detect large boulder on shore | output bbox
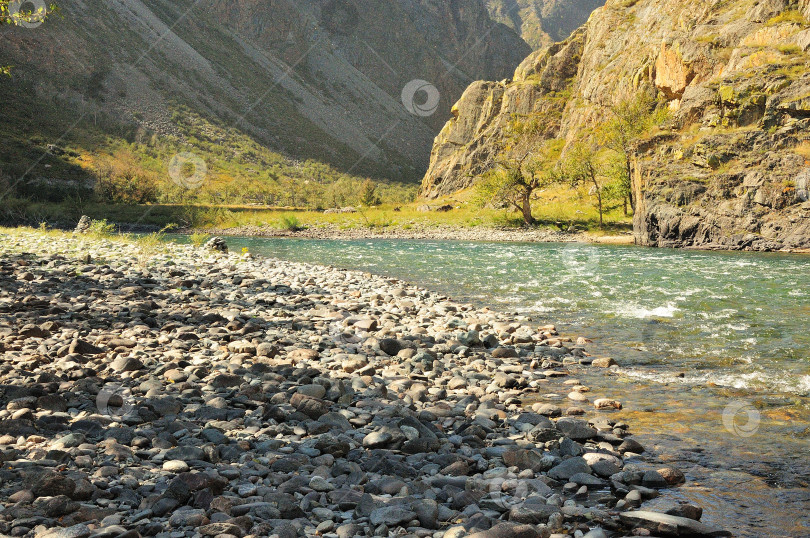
[203,237,228,252]
[74,215,91,234]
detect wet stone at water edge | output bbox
[0,228,732,538]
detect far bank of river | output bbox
[198,223,810,253]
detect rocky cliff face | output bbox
[0,0,529,181]
[419,30,586,198]
[421,0,810,250]
[486,0,605,49]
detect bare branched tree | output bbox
[475,113,564,226]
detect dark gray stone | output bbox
[548,457,591,481]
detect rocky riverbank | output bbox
[199,224,635,246]
[0,227,731,538]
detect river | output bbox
[192,237,810,537]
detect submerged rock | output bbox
[620,510,732,536]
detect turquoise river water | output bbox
[198,237,810,537]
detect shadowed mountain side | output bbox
[0,0,530,182]
[486,0,605,49]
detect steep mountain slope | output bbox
[486,0,605,48]
[421,0,810,250]
[0,0,529,188]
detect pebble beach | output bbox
[0,227,732,538]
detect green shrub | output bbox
[92,154,160,204]
[778,44,802,55]
[189,232,211,247]
[88,219,116,237]
[134,225,175,265]
[0,196,31,222]
[358,179,382,207]
[366,217,395,228]
[278,214,302,231]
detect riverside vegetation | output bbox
[0,225,732,538]
[0,0,805,536]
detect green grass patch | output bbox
[778,44,802,55]
[189,232,211,248]
[767,10,809,27]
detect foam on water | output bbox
[610,301,680,319]
[620,366,810,396]
[699,309,738,320]
[521,300,554,313]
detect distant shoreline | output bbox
[195,224,810,253]
[197,223,638,245]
